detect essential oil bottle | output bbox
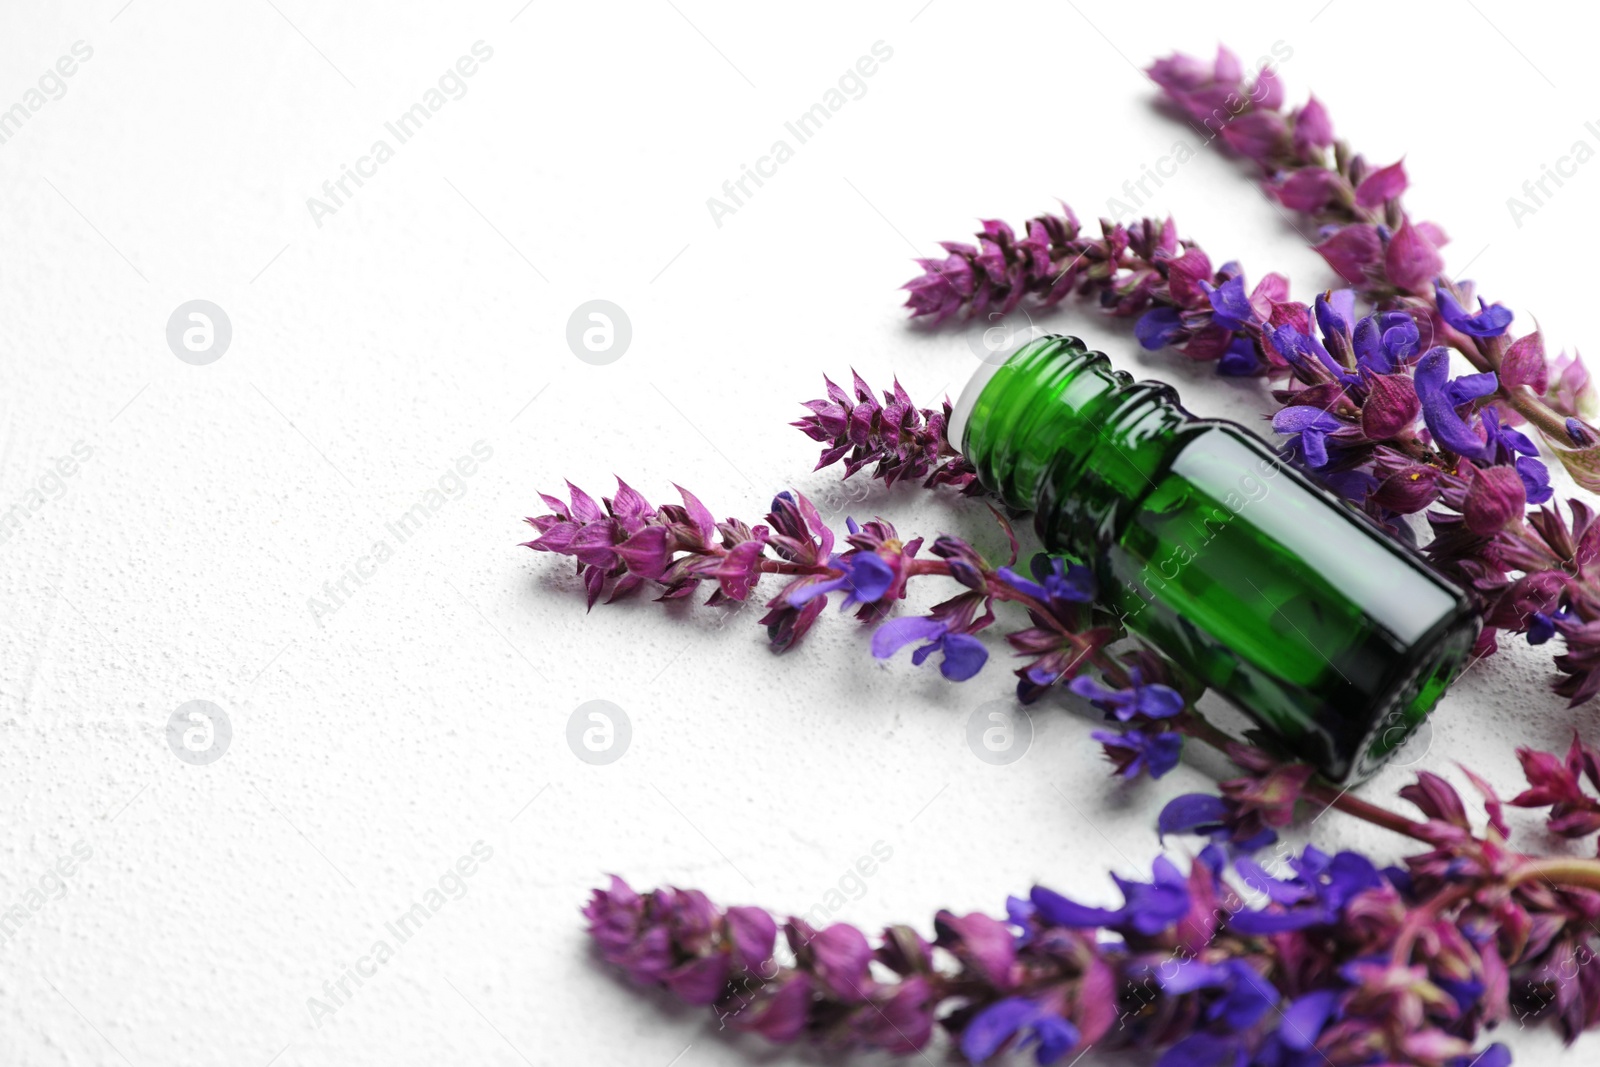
[948,335,1479,784]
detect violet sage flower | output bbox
[1270,405,1346,468]
[1067,671,1184,722]
[1089,727,1184,779]
[794,371,980,494]
[871,614,989,681]
[1436,284,1514,339]
[1413,346,1498,461]
[587,745,1600,1065]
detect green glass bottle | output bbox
[950,335,1479,784]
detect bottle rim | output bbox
[947,351,1012,452]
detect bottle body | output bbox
[957,335,1478,783]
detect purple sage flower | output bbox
[1436,284,1514,338]
[1069,671,1184,721]
[872,615,988,681]
[1091,727,1183,779]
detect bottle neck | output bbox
[959,335,1190,549]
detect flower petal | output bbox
[1463,464,1526,535]
[1032,1015,1082,1065]
[1385,217,1442,294]
[1135,306,1186,350]
[1446,371,1499,405]
[1135,684,1186,719]
[1159,793,1231,838]
[1160,958,1229,995]
[1300,428,1330,468]
[809,924,873,1002]
[1067,674,1124,705]
[1421,390,1488,460]
[1361,372,1421,440]
[1355,159,1408,208]
[614,525,671,579]
[1313,224,1381,284]
[1412,345,1452,398]
[960,998,1040,1063]
[997,566,1048,602]
[871,616,946,660]
[1028,885,1124,929]
[938,633,989,681]
[1272,405,1343,434]
[1207,276,1255,331]
[725,906,777,974]
[840,552,895,605]
[674,484,717,542]
[1437,286,1513,338]
[1278,989,1341,1050]
[1517,455,1553,505]
[1293,95,1333,154]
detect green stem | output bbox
[1301,781,1431,842]
[1507,857,1600,892]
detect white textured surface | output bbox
[2,2,1598,1064]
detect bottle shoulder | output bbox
[1174,417,1278,451]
